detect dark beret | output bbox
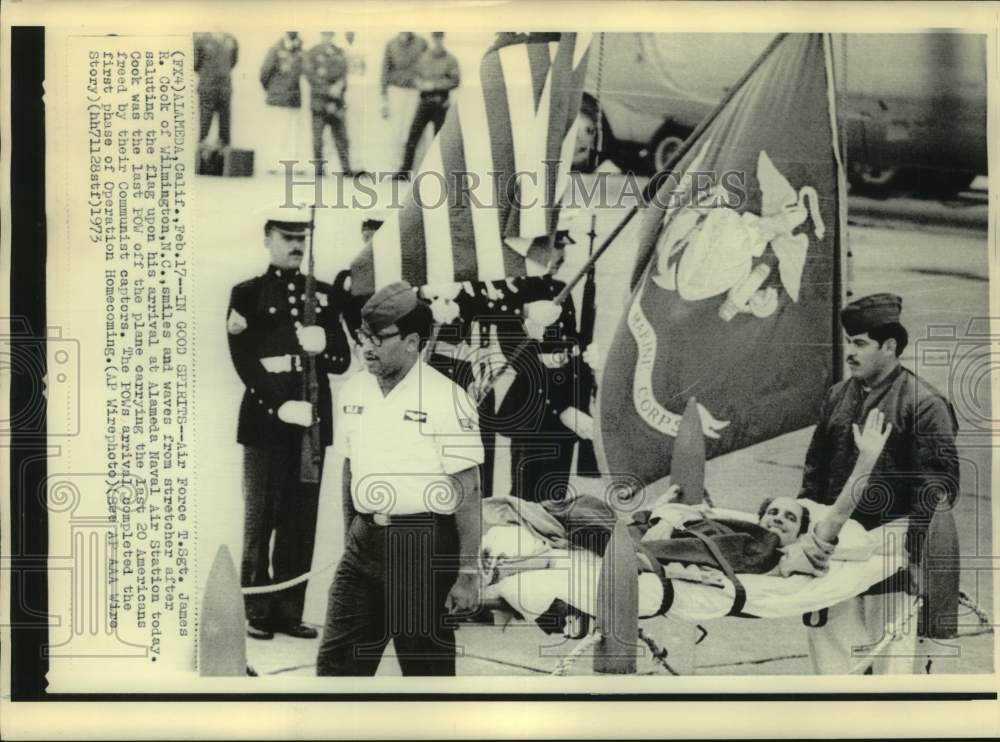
[361,281,418,333]
[840,293,902,335]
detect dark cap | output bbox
[840,293,903,335]
[361,280,418,333]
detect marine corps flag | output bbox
[352,32,591,294]
[596,34,845,487]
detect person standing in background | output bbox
[380,32,427,174]
[797,293,960,673]
[400,31,460,176]
[304,32,352,176]
[193,32,239,150]
[259,31,305,173]
[227,208,352,640]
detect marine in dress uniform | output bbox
[193,32,238,146]
[227,210,351,639]
[797,293,960,673]
[379,32,428,172]
[259,32,305,172]
[423,281,499,500]
[400,32,460,176]
[316,282,484,676]
[304,32,352,175]
[491,231,595,503]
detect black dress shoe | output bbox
[273,623,319,639]
[247,622,274,640]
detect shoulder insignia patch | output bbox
[342,404,364,414]
[227,308,248,335]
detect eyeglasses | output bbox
[358,328,401,348]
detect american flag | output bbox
[351,32,592,294]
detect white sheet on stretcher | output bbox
[485,503,910,622]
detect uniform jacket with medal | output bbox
[488,276,583,438]
[227,265,351,448]
[798,364,959,532]
[304,42,348,115]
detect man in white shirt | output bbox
[316,281,484,676]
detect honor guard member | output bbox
[379,32,428,173]
[304,32,352,176]
[227,208,352,640]
[400,32,460,176]
[259,32,305,172]
[316,282,484,676]
[193,32,238,148]
[797,293,960,673]
[493,229,595,503]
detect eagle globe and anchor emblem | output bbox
[628,143,827,440]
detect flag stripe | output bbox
[417,137,454,285]
[480,45,517,236]
[455,84,506,280]
[498,42,551,242]
[399,196,427,287]
[372,213,403,289]
[441,112,479,281]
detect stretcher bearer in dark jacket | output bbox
[797,292,960,673]
[491,229,596,503]
[400,31,460,176]
[193,32,238,147]
[227,208,351,640]
[304,32,352,176]
[259,32,305,172]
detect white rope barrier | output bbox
[550,630,604,676]
[957,590,994,637]
[241,557,340,595]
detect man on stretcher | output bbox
[478,408,894,623]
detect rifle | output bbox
[576,213,600,476]
[299,204,322,484]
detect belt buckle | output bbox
[373,512,390,526]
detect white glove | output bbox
[582,343,602,373]
[296,325,326,354]
[525,300,561,327]
[559,407,594,440]
[277,400,314,427]
[429,297,461,325]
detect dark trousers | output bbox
[316,514,459,676]
[241,444,323,627]
[400,93,449,173]
[509,434,576,503]
[311,110,351,173]
[198,87,232,145]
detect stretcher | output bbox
[480,502,910,624]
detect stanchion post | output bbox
[593,519,639,674]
